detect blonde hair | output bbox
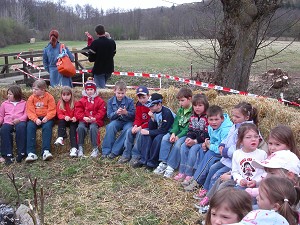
[32,79,47,90]
[114,81,127,91]
[59,86,75,110]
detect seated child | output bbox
[118,86,150,164]
[25,79,56,162]
[101,81,135,159]
[0,85,27,164]
[75,77,106,157]
[154,87,193,178]
[131,93,175,168]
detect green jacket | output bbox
[170,105,192,138]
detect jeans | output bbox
[26,119,53,155]
[101,120,133,156]
[166,136,186,169]
[203,161,230,190]
[57,119,78,148]
[94,73,111,88]
[193,150,221,185]
[122,128,142,159]
[179,143,201,176]
[1,122,26,157]
[77,122,99,148]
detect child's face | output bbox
[86,88,95,97]
[137,94,149,105]
[257,187,274,210]
[178,97,191,109]
[268,136,289,155]
[242,129,260,152]
[193,103,205,116]
[149,103,160,113]
[32,86,45,97]
[115,88,126,101]
[62,92,71,102]
[210,204,239,225]
[208,115,224,130]
[231,108,249,124]
[7,90,15,102]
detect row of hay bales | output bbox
[0,86,299,154]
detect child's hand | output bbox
[204,138,210,149]
[185,138,194,147]
[141,129,149,135]
[42,117,48,123]
[148,111,154,119]
[240,179,248,187]
[220,173,231,181]
[132,125,138,134]
[71,117,77,122]
[12,119,20,125]
[65,116,70,121]
[219,146,224,155]
[202,142,207,151]
[36,118,42,125]
[169,133,176,143]
[90,117,96,122]
[120,107,128,115]
[83,117,90,123]
[247,180,256,188]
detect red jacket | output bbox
[56,100,75,120]
[133,102,150,128]
[75,95,106,127]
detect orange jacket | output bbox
[26,92,56,122]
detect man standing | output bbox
[88,24,116,88]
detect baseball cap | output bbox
[136,86,149,95]
[145,93,163,107]
[227,209,289,225]
[252,150,300,175]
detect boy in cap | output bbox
[131,93,175,169]
[118,86,150,164]
[101,81,135,159]
[75,77,106,157]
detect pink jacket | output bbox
[0,100,27,125]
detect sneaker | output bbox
[163,166,174,178]
[173,173,186,181]
[193,189,208,200]
[132,160,144,168]
[199,196,209,207]
[199,205,210,214]
[108,152,117,159]
[16,154,26,163]
[153,162,167,175]
[25,153,38,162]
[42,150,53,161]
[54,137,64,146]
[101,154,108,159]
[182,177,195,187]
[4,157,14,165]
[90,148,99,158]
[69,148,78,157]
[129,158,140,166]
[78,146,84,157]
[118,156,130,164]
[184,180,200,192]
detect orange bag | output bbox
[56,44,76,77]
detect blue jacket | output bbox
[107,95,135,122]
[208,113,233,154]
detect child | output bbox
[75,77,106,157]
[256,176,300,225]
[101,81,135,159]
[194,102,259,201]
[25,79,56,162]
[118,86,150,164]
[54,86,78,157]
[204,187,252,225]
[175,93,209,182]
[0,85,27,164]
[184,105,232,191]
[130,93,175,168]
[154,87,193,178]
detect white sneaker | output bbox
[90,147,99,158]
[42,150,53,161]
[78,146,84,158]
[153,162,167,175]
[163,166,174,178]
[54,137,64,146]
[70,148,78,157]
[25,153,38,162]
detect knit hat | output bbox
[84,77,97,91]
[252,150,300,175]
[228,209,289,225]
[136,86,149,96]
[145,93,163,107]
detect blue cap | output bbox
[145,93,163,107]
[136,86,149,95]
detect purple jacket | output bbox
[0,100,27,125]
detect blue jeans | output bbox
[26,119,53,155]
[179,143,201,176]
[94,73,111,88]
[122,128,142,159]
[77,122,99,148]
[193,150,221,185]
[203,161,230,191]
[1,122,26,157]
[166,136,186,169]
[102,120,133,156]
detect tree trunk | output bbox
[215,0,281,91]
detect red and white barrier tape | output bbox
[14,54,300,107]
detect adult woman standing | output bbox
[43,30,74,87]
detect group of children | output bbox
[0,80,299,224]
